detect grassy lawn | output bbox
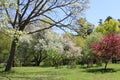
[0,64,120,80]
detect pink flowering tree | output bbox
[91,33,120,69]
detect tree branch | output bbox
[21,0,31,19]
[3,6,13,27]
[28,13,72,34]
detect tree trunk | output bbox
[5,39,17,71]
[104,62,108,70]
[104,57,112,70]
[104,59,110,70]
[35,61,40,66]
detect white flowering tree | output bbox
[32,29,64,66]
[17,29,64,66]
[28,31,48,66]
[0,0,90,71]
[63,34,82,68]
[17,30,83,67]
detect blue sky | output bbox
[86,0,120,26]
[54,0,120,34]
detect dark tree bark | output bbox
[104,57,112,70]
[104,62,108,70]
[35,60,41,66]
[34,54,47,66]
[5,39,17,71]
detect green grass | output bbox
[0,64,120,80]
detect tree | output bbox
[77,18,94,37]
[18,29,65,66]
[73,36,85,47]
[0,0,89,71]
[29,31,48,66]
[81,32,103,67]
[105,16,113,22]
[92,34,120,69]
[16,34,33,66]
[96,19,120,34]
[30,29,64,66]
[46,49,63,68]
[63,34,82,68]
[69,18,94,38]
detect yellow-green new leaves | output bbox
[73,36,85,47]
[3,28,26,39]
[0,0,16,8]
[76,18,94,38]
[0,32,11,62]
[85,32,103,47]
[96,19,120,34]
[81,32,103,57]
[63,33,85,47]
[0,0,17,28]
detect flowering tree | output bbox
[63,34,82,68]
[63,34,82,58]
[33,29,64,66]
[92,33,120,69]
[18,30,83,67]
[0,0,90,71]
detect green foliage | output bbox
[83,32,103,55]
[73,36,85,47]
[0,33,11,63]
[45,49,62,67]
[75,18,94,38]
[85,32,103,47]
[81,32,103,67]
[96,19,120,34]
[16,29,65,66]
[16,40,34,66]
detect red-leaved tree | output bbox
[91,33,120,69]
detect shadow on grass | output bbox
[78,65,103,69]
[84,68,117,73]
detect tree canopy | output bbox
[92,33,120,69]
[96,19,120,34]
[0,0,90,71]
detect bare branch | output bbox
[2,2,14,27]
[30,19,54,25]
[30,0,48,19]
[21,0,31,19]
[27,0,44,19]
[28,13,72,34]
[29,0,75,19]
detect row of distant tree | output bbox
[0,16,120,70]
